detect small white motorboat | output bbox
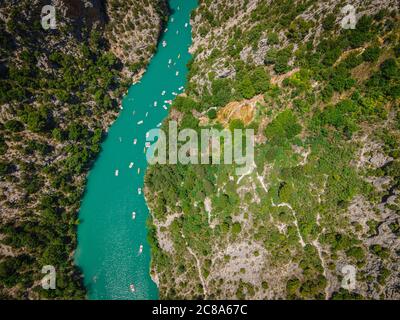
[145,142,151,148]
[133,139,137,145]
[146,132,149,138]
[171,17,174,22]
[175,71,179,76]
[157,123,162,128]
[130,284,135,292]
[139,245,143,254]
[145,112,148,117]
[162,40,167,47]
[137,120,143,125]
[138,188,142,195]
[115,170,119,177]
[172,92,177,96]
[161,90,166,95]
[129,162,134,169]
[137,168,141,174]
[132,212,136,220]
[179,86,184,91]
[178,54,181,59]
[185,23,188,28]
[154,101,157,107]
[163,105,168,110]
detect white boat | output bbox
[154,101,157,107]
[172,92,177,96]
[171,17,174,22]
[157,123,162,127]
[137,168,141,174]
[115,170,119,177]
[119,105,123,110]
[130,284,135,292]
[162,40,167,47]
[132,212,136,220]
[164,28,168,33]
[145,112,148,117]
[161,90,166,95]
[165,100,172,105]
[175,71,179,76]
[138,245,143,254]
[132,111,136,116]
[176,30,179,35]
[138,188,142,195]
[163,105,168,110]
[145,142,151,148]
[178,54,181,59]
[168,59,172,64]
[137,120,143,125]
[133,139,137,145]
[129,162,134,169]
[146,132,149,138]
[185,23,188,28]
[179,86,184,91]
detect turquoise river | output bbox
[75,0,198,299]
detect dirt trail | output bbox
[187,245,208,298]
[271,200,306,248]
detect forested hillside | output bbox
[145,0,400,299]
[0,0,167,299]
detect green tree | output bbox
[239,75,256,99]
[265,110,302,144]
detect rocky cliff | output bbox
[0,0,167,299]
[146,0,400,300]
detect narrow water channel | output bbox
[75,0,198,299]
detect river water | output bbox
[75,0,198,299]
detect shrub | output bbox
[322,14,336,31]
[380,58,398,79]
[4,119,24,132]
[362,47,381,62]
[265,110,302,144]
[207,109,217,119]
